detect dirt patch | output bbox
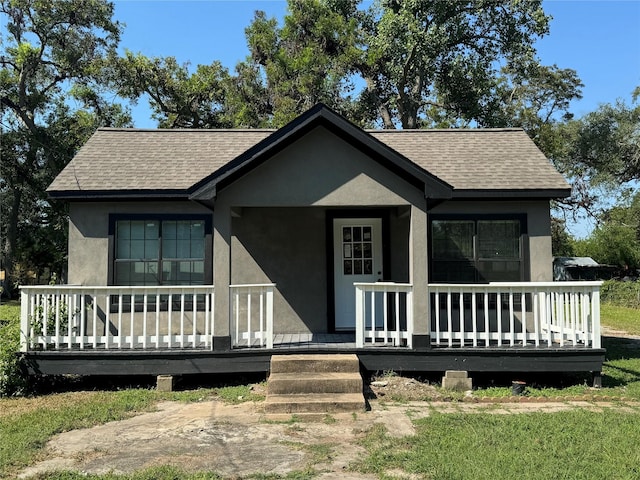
[367,375,451,402]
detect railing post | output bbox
[406,288,413,349]
[592,286,601,349]
[355,284,364,348]
[20,289,30,352]
[266,286,274,349]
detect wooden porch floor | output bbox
[255,333,357,349]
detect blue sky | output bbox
[113,0,640,127]
[111,0,640,236]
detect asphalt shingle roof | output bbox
[47,126,569,196]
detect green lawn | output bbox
[354,409,640,480]
[602,303,640,335]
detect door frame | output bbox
[326,209,391,332]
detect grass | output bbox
[601,303,640,335]
[353,409,640,480]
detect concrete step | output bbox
[263,393,365,414]
[270,354,360,374]
[267,372,363,395]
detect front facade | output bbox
[20,105,604,379]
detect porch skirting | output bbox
[22,345,606,377]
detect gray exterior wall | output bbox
[428,200,553,281]
[67,201,212,285]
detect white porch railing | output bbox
[354,282,413,348]
[428,282,602,348]
[230,284,275,349]
[20,285,214,351]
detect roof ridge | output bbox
[367,127,524,133]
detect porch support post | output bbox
[410,202,430,351]
[213,202,232,351]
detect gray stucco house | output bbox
[20,104,604,380]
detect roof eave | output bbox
[450,188,572,199]
[47,189,191,201]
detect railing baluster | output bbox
[80,294,86,350]
[382,289,388,345]
[141,292,147,349]
[434,291,441,346]
[521,289,526,346]
[447,288,453,347]
[458,289,464,347]
[154,292,160,349]
[180,292,185,348]
[117,293,123,349]
[247,291,252,347]
[508,288,515,347]
[471,290,477,347]
[496,292,502,346]
[168,293,173,349]
[192,292,197,349]
[259,289,265,347]
[483,289,489,347]
[533,289,540,347]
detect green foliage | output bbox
[111,52,232,128]
[574,224,640,268]
[0,302,27,397]
[550,217,575,256]
[354,410,640,479]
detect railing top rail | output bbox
[428,281,603,289]
[20,285,215,293]
[229,283,276,289]
[354,282,413,287]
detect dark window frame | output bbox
[428,214,529,283]
[108,214,213,287]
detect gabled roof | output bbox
[47,104,570,200]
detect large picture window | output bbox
[430,215,526,283]
[111,215,211,286]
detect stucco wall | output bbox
[67,201,212,285]
[217,126,425,208]
[428,200,553,281]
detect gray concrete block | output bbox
[157,375,175,392]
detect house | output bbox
[20,104,604,384]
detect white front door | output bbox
[333,218,383,330]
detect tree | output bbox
[239,0,362,127]
[550,217,575,257]
[0,0,129,292]
[111,52,232,128]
